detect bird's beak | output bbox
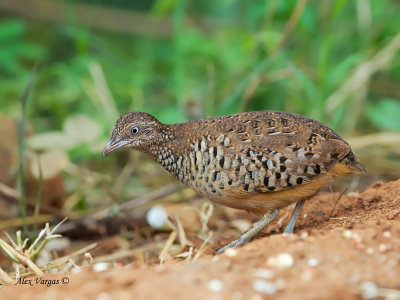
[102,137,129,157]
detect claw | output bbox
[216,209,279,254]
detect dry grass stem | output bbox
[174,215,193,248]
[159,231,177,264]
[326,33,400,113]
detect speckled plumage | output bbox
[103,110,366,251]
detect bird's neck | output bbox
[146,123,193,179]
[147,124,179,167]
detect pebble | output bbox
[267,253,294,269]
[352,233,362,243]
[253,279,277,295]
[379,244,389,252]
[343,229,353,239]
[224,248,238,257]
[383,231,391,238]
[146,205,168,228]
[208,279,224,292]
[254,268,274,279]
[308,258,319,267]
[360,281,378,299]
[71,266,82,273]
[366,247,374,255]
[93,262,109,272]
[300,231,309,239]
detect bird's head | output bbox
[103,112,164,157]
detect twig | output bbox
[89,61,119,125]
[328,186,348,219]
[174,215,193,249]
[192,232,213,262]
[0,215,54,231]
[92,241,164,264]
[112,152,137,194]
[0,182,65,218]
[346,133,400,150]
[47,243,98,268]
[159,231,177,264]
[271,0,310,56]
[326,32,400,113]
[0,238,43,276]
[92,183,179,219]
[0,267,14,285]
[121,183,180,211]
[198,202,214,235]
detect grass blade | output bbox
[18,65,38,238]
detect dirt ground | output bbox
[1,179,400,299]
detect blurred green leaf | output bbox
[0,19,25,40]
[366,98,400,131]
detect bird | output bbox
[103,110,366,253]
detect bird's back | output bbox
[151,111,364,213]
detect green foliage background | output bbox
[1,0,399,128]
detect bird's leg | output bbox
[283,199,305,234]
[217,209,279,254]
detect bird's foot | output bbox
[216,208,279,254]
[216,236,252,254]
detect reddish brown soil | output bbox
[2,179,400,299]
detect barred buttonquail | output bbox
[103,111,366,253]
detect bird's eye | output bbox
[131,126,139,135]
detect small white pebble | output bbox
[254,268,274,279]
[352,233,362,243]
[224,248,237,257]
[208,279,224,292]
[308,258,319,267]
[146,205,168,228]
[343,229,353,239]
[303,213,307,218]
[93,262,109,272]
[379,244,389,252]
[366,247,374,255]
[383,231,391,238]
[71,266,81,273]
[97,293,111,300]
[360,281,378,299]
[253,279,277,295]
[267,253,294,269]
[300,231,309,239]
[347,192,360,197]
